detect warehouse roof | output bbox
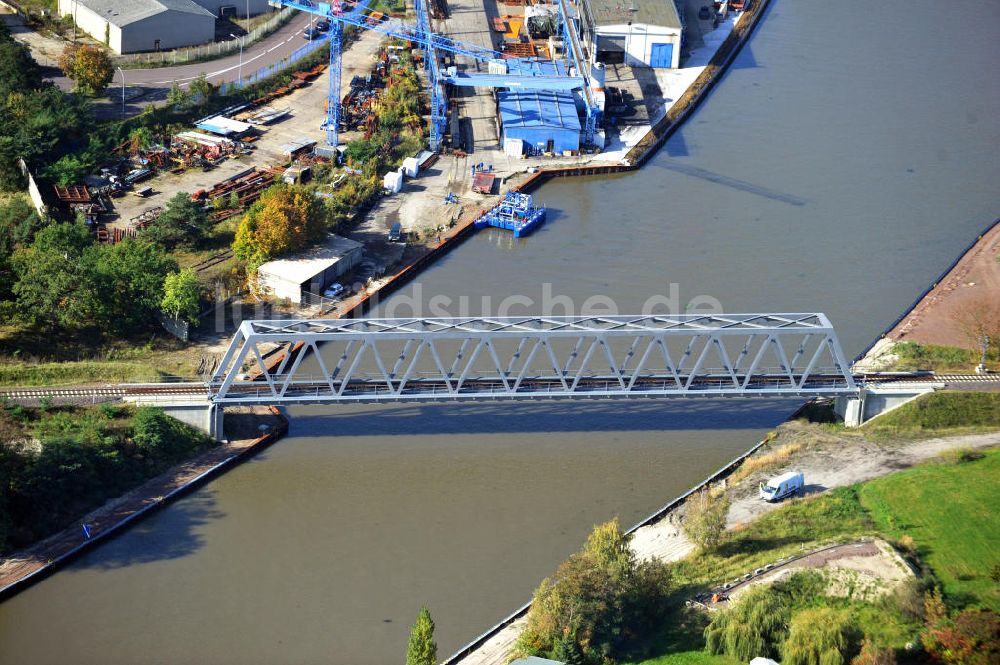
[498,91,581,132]
[73,0,214,28]
[589,0,681,29]
[257,236,364,285]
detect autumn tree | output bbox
[405,606,437,665]
[58,44,114,96]
[161,268,201,324]
[233,184,325,273]
[952,294,1000,362]
[683,489,731,553]
[922,606,999,665]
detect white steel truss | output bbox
[209,314,858,404]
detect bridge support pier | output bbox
[834,383,944,427]
[124,395,226,442]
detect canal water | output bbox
[2,1,998,663]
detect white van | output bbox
[759,471,803,502]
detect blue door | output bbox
[649,43,673,68]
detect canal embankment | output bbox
[856,216,1000,370]
[0,406,287,601]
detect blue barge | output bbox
[473,191,547,238]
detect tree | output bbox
[0,195,44,299]
[143,192,209,249]
[161,268,201,324]
[704,586,789,661]
[89,238,177,333]
[188,74,215,107]
[551,629,585,665]
[922,608,1000,665]
[405,606,437,665]
[781,607,858,665]
[57,44,113,96]
[11,222,96,328]
[0,23,43,99]
[952,294,1000,361]
[683,489,731,553]
[514,519,673,662]
[167,81,190,110]
[233,184,326,273]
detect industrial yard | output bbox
[33,0,756,325]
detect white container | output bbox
[504,138,524,157]
[401,157,419,178]
[383,170,403,193]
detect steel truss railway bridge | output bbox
[7,314,996,437]
[209,314,860,404]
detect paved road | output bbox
[4,8,325,116]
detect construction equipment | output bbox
[269,0,597,150]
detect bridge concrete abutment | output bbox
[123,395,226,441]
[834,383,943,427]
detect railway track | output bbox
[0,373,996,403]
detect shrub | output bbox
[683,489,731,553]
[851,637,896,665]
[704,585,789,661]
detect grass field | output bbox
[862,391,1000,440]
[860,448,1000,611]
[629,447,1000,664]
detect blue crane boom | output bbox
[269,0,597,150]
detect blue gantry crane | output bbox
[268,0,599,150]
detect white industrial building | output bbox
[58,0,272,54]
[257,236,364,305]
[583,0,683,68]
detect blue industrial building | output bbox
[498,90,582,155]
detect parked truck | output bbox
[759,471,804,502]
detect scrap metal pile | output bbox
[341,72,385,132]
[192,167,277,215]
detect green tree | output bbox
[161,268,201,324]
[683,489,731,553]
[89,238,177,333]
[188,74,215,107]
[782,607,858,665]
[551,629,585,665]
[11,222,96,328]
[167,81,190,110]
[704,585,789,661]
[0,23,43,99]
[514,519,673,662]
[143,192,209,249]
[0,195,44,298]
[57,44,114,96]
[405,606,437,665]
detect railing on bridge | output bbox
[208,314,858,405]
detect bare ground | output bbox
[888,221,1000,349]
